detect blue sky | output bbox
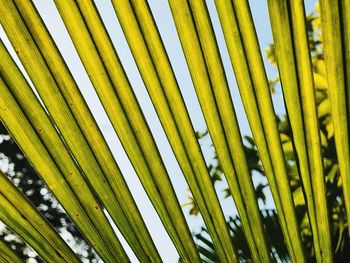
[1,1,317,262]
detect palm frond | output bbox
[0,0,347,262]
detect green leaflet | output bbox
[313,72,328,90]
[340,0,350,128]
[53,1,199,262]
[320,0,350,235]
[318,98,331,118]
[266,2,311,261]
[340,0,350,235]
[289,1,331,261]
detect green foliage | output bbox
[194,210,288,263]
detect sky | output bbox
[0,0,316,262]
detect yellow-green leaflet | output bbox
[340,0,350,133]
[111,0,235,261]
[288,1,331,261]
[0,171,79,262]
[320,0,350,235]
[53,1,199,262]
[6,0,160,261]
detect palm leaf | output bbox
[0,0,346,262]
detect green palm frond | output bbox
[0,0,348,262]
